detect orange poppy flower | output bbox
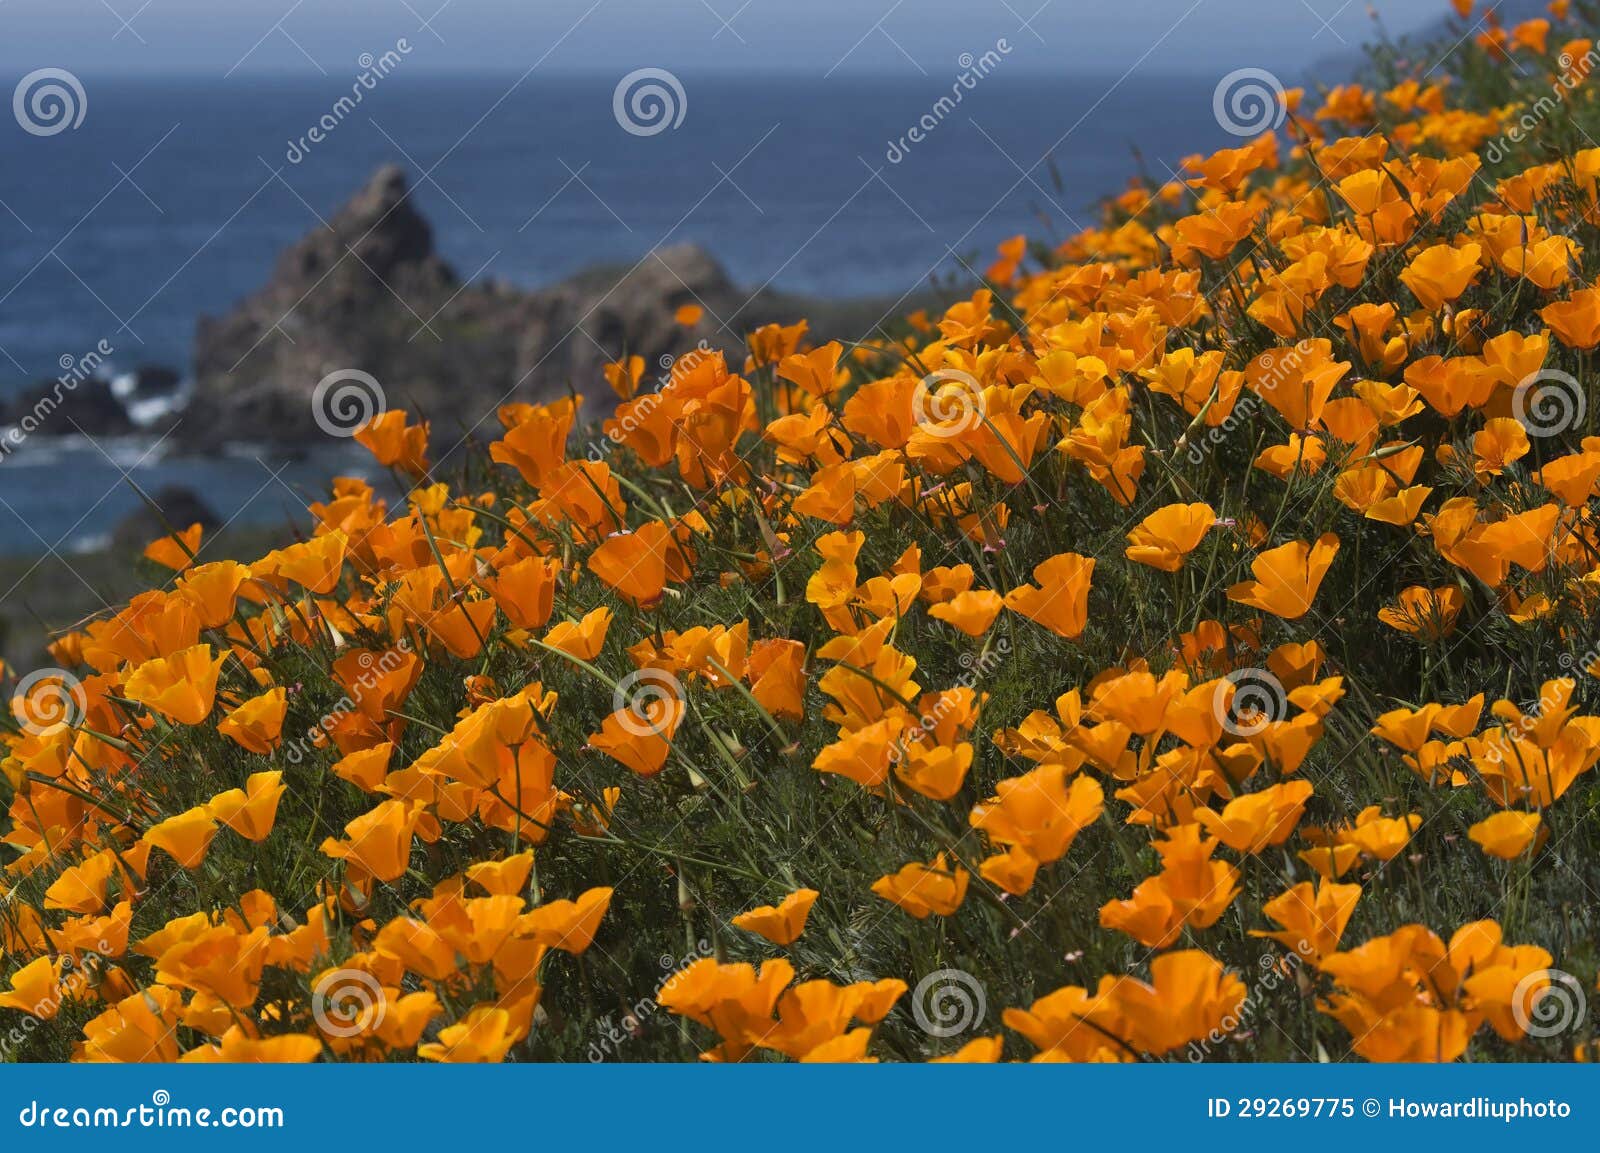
[588,521,688,606]
[812,716,901,789]
[481,555,559,630]
[542,606,613,660]
[1124,502,1215,572]
[123,643,225,726]
[253,533,348,596]
[1255,435,1328,479]
[466,851,535,897]
[320,800,424,882]
[180,1028,323,1064]
[490,398,579,487]
[658,957,796,1062]
[1468,811,1543,860]
[43,852,117,915]
[986,233,1027,284]
[928,589,1004,637]
[0,956,66,1019]
[1535,449,1600,505]
[1004,552,1095,639]
[331,742,394,792]
[747,319,809,368]
[1472,417,1530,477]
[1244,341,1349,430]
[1100,826,1239,948]
[143,523,203,572]
[870,854,969,918]
[731,888,820,946]
[143,806,221,869]
[969,766,1103,872]
[1378,585,1464,639]
[330,646,424,735]
[417,1005,519,1063]
[776,341,847,401]
[1541,288,1600,349]
[355,409,430,476]
[1227,533,1340,620]
[603,354,646,400]
[1196,779,1314,853]
[216,686,288,754]
[206,771,287,842]
[1399,242,1483,311]
[896,739,974,802]
[50,901,133,960]
[1251,879,1362,961]
[175,560,252,629]
[1335,805,1422,860]
[518,886,614,953]
[1114,950,1249,1057]
[76,985,183,1063]
[747,638,806,721]
[589,694,684,776]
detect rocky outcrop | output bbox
[186,166,828,445]
[110,485,219,552]
[0,376,139,438]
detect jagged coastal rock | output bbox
[186,165,841,445]
[0,376,139,438]
[109,485,220,552]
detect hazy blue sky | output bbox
[0,0,1453,77]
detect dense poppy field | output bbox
[5,0,1600,1063]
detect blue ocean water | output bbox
[0,71,1234,552]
